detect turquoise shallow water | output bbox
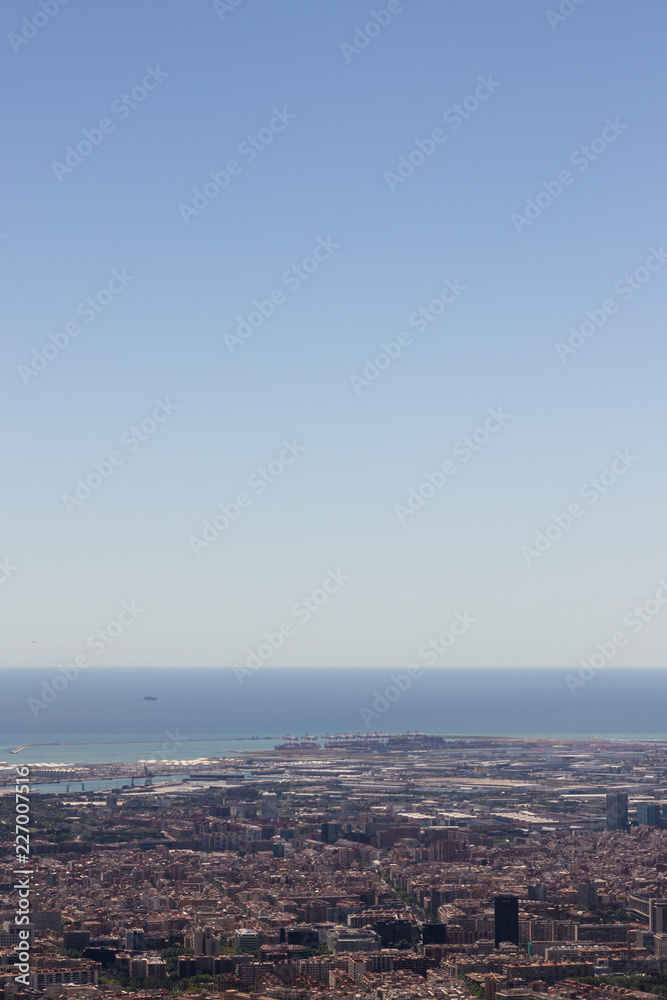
[1,734,278,765]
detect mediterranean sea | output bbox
[1,668,665,766]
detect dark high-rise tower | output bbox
[606,792,628,831]
[494,895,519,947]
[321,821,340,843]
[637,803,661,828]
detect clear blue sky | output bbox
[2,0,666,670]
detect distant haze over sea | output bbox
[0,668,665,745]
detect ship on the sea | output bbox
[143,696,158,701]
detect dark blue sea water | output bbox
[1,668,665,765]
